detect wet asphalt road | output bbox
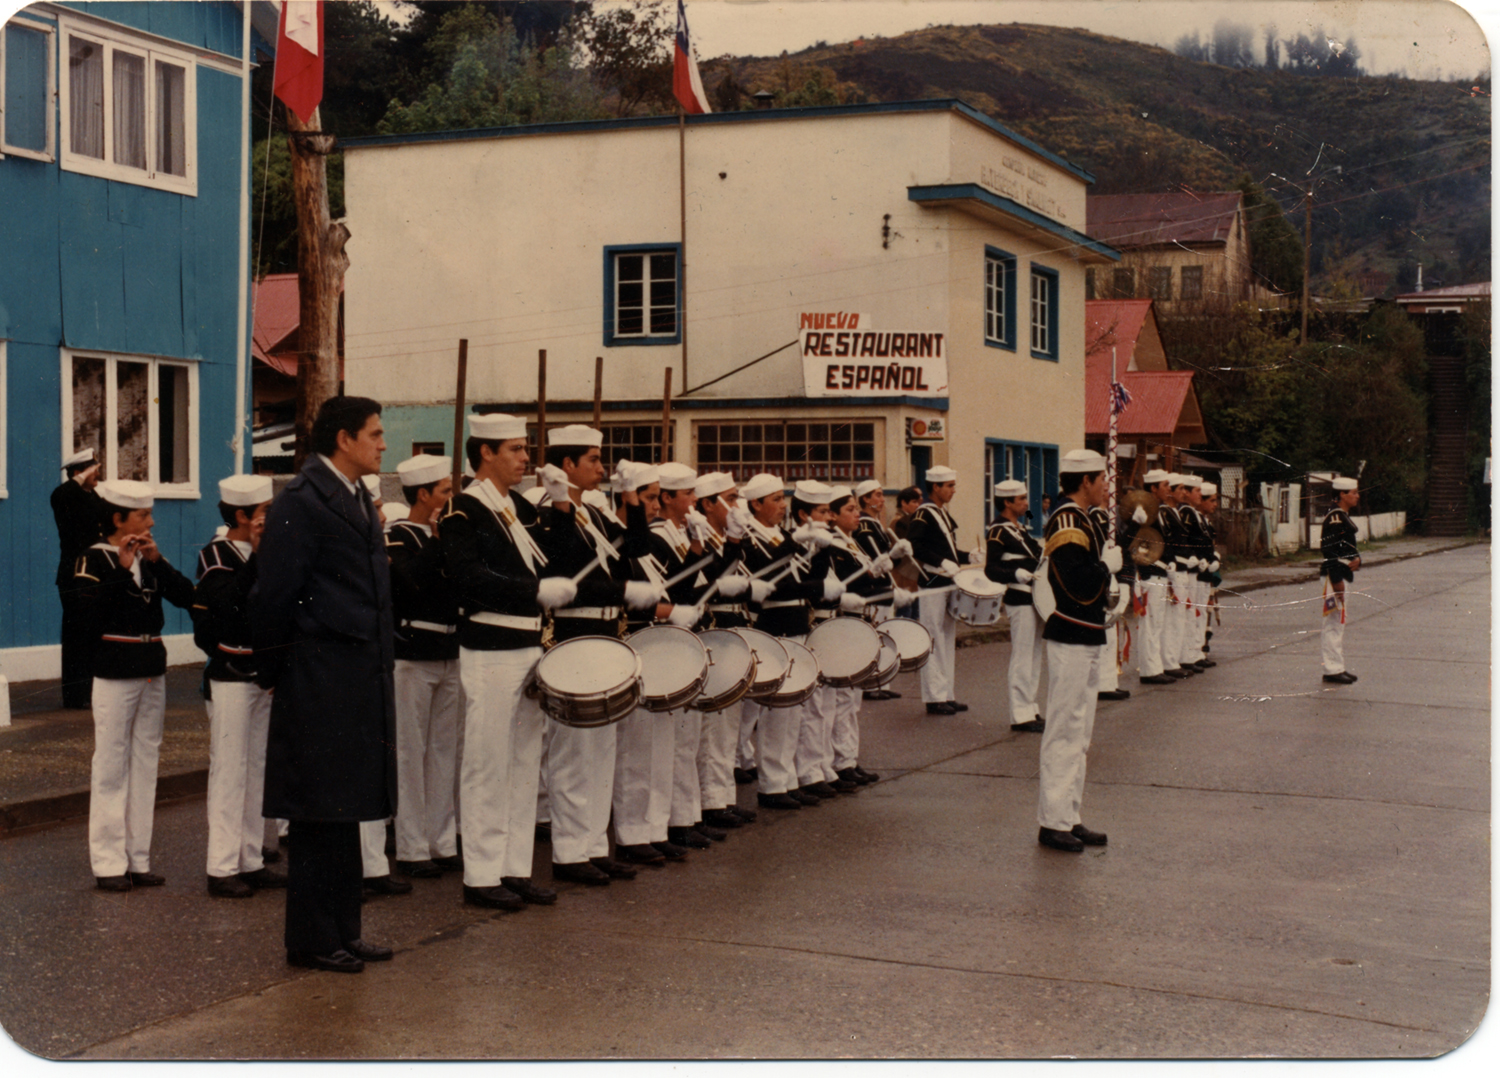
[0,544,1489,1060]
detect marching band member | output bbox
[387,454,464,879]
[1135,470,1178,686]
[1319,477,1362,685]
[536,425,660,886]
[789,481,849,801]
[78,479,197,891]
[828,486,889,786]
[1036,450,1121,853]
[985,480,1046,732]
[1174,474,1211,673]
[1198,483,1222,660]
[53,448,105,709]
[853,479,901,703]
[906,466,966,715]
[1088,502,1132,702]
[1156,474,1195,679]
[443,412,575,911]
[194,474,283,898]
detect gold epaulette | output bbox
[1043,527,1092,558]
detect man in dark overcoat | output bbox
[251,396,397,974]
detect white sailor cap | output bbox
[740,473,784,501]
[98,479,154,510]
[614,461,660,493]
[361,474,383,497]
[1176,474,1202,489]
[924,466,957,484]
[1332,477,1358,491]
[469,412,528,441]
[583,488,612,511]
[214,524,229,539]
[397,454,451,487]
[658,462,698,491]
[827,485,854,503]
[1200,482,1218,496]
[546,424,602,448]
[1142,468,1171,485]
[1165,472,1186,487]
[64,448,97,469]
[1059,449,1107,474]
[853,479,883,498]
[994,479,1028,498]
[381,503,409,524]
[694,471,736,499]
[793,480,835,504]
[218,474,273,507]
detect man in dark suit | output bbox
[251,397,397,974]
[52,448,104,708]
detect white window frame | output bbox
[0,341,8,499]
[1,15,56,162]
[60,349,200,498]
[56,14,196,196]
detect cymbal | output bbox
[1120,489,1159,526]
[1129,525,1165,567]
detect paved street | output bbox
[0,543,1489,1060]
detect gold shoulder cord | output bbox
[1043,527,1107,606]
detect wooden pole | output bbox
[451,339,468,490]
[593,356,604,428]
[287,107,348,472]
[661,367,673,464]
[1300,187,1312,344]
[537,349,548,468]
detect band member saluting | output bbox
[906,466,967,714]
[985,479,1046,733]
[1319,477,1361,684]
[53,448,105,709]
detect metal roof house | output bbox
[1,1,274,681]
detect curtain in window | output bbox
[116,361,150,482]
[155,60,186,176]
[68,36,104,159]
[112,50,146,169]
[72,357,106,466]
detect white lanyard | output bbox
[471,480,547,573]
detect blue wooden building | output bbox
[1,1,276,681]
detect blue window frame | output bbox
[603,243,682,347]
[1029,264,1059,362]
[984,438,1058,535]
[983,245,1017,351]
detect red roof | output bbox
[1085,299,1154,367]
[1087,192,1241,249]
[1084,356,1197,436]
[253,273,344,377]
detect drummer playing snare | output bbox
[905,466,967,715]
[986,480,1046,733]
[826,486,891,786]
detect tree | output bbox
[574,0,675,116]
[1263,26,1280,71]
[1236,175,1303,296]
[251,136,346,279]
[766,55,865,108]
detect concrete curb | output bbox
[1219,537,1484,596]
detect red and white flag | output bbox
[673,0,711,115]
[274,1,324,125]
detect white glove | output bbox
[1110,585,1131,617]
[535,577,577,612]
[839,591,866,614]
[792,523,836,549]
[889,539,913,561]
[685,509,711,544]
[939,559,960,577]
[1166,566,1179,586]
[892,586,917,609]
[749,579,774,603]
[610,460,636,494]
[716,573,750,598]
[1132,505,1149,525]
[1187,556,1201,570]
[822,577,845,603]
[1209,559,1220,573]
[868,553,894,577]
[1015,568,1034,585]
[666,604,701,629]
[539,463,571,504]
[1101,543,1123,574]
[967,546,984,566]
[726,505,751,540]
[624,580,664,610]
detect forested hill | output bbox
[727,23,1491,290]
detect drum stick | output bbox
[568,536,626,584]
[661,553,715,590]
[865,585,955,604]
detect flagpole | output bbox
[679,107,688,392]
[1107,345,1119,545]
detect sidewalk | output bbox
[0,534,1484,835]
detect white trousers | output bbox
[736,698,758,769]
[697,704,739,811]
[459,645,545,886]
[796,684,839,786]
[669,707,704,827]
[393,657,464,862]
[751,700,801,795]
[831,686,861,771]
[1137,577,1170,677]
[547,720,616,864]
[88,676,166,877]
[359,818,389,878]
[1193,580,1212,656]
[1321,583,1347,674]
[1163,575,1188,670]
[1098,622,1120,692]
[612,706,673,845]
[1179,580,1205,664]
[1005,602,1044,723]
[1038,641,1102,832]
[204,680,271,878]
[918,597,958,703]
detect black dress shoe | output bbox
[208,875,255,898]
[925,702,956,715]
[1010,719,1046,733]
[800,782,837,799]
[96,875,132,892]
[1322,671,1358,684]
[615,843,667,865]
[837,767,873,786]
[396,859,443,879]
[693,822,729,841]
[127,871,166,887]
[363,875,412,896]
[261,846,282,864]
[829,778,861,793]
[463,883,524,910]
[1038,827,1084,853]
[1197,658,1217,668]
[238,867,287,889]
[1097,689,1131,701]
[669,827,713,850]
[853,766,880,783]
[733,767,754,784]
[342,939,393,962]
[1139,674,1176,685]
[756,792,802,810]
[862,690,883,701]
[727,804,757,823]
[947,700,969,712]
[702,809,744,829]
[431,854,464,872]
[534,822,552,843]
[1071,823,1108,846]
[787,788,822,806]
[552,860,611,885]
[650,840,690,859]
[589,857,638,880]
[1163,668,1191,679]
[1175,666,1198,677]
[1189,661,1209,673]
[288,949,364,973]
[503,876,560,903]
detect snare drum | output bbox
[805,616,881,687]
[627,625,710,712]
[533,635,642,727]
[732,627,791,700]
[880,617,932,672]
[763,639,819,708]
[695,629,756,712]
[947,567,1006,625]
[855,630,901,690]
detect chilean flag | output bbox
[274,1,324,125]
[672,0,711,115]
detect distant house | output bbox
[1086,192,1273,312]
[0,1,275,680]
[250,271,344,427]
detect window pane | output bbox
[116,361,150,481]
[617,281,643,308]
[155,60,186,176]
[649,279,676,306]
[1181,265,1204,300]
[649,253,675,280]
[1112,268,1134,299]
[158,364,190,483]
[697,425,717,444]
[72,357,106,465]
[112,50,147,169]
[617,255,643,281]
[4,24,50,152]
[853,423,874,441]
[649,306,676,334]
[68,36,104,159]
[1148,266,1173,300]
[617,309,643,335]
[809,423,829,441]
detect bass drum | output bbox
[533,635,642,727]
[627,625,709,713]
[879,617,932,672]
[806,616,882,687]
[762,639,820,709]
[695,629,756,713]
[855,630,901,690]
[731,627,791,701]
